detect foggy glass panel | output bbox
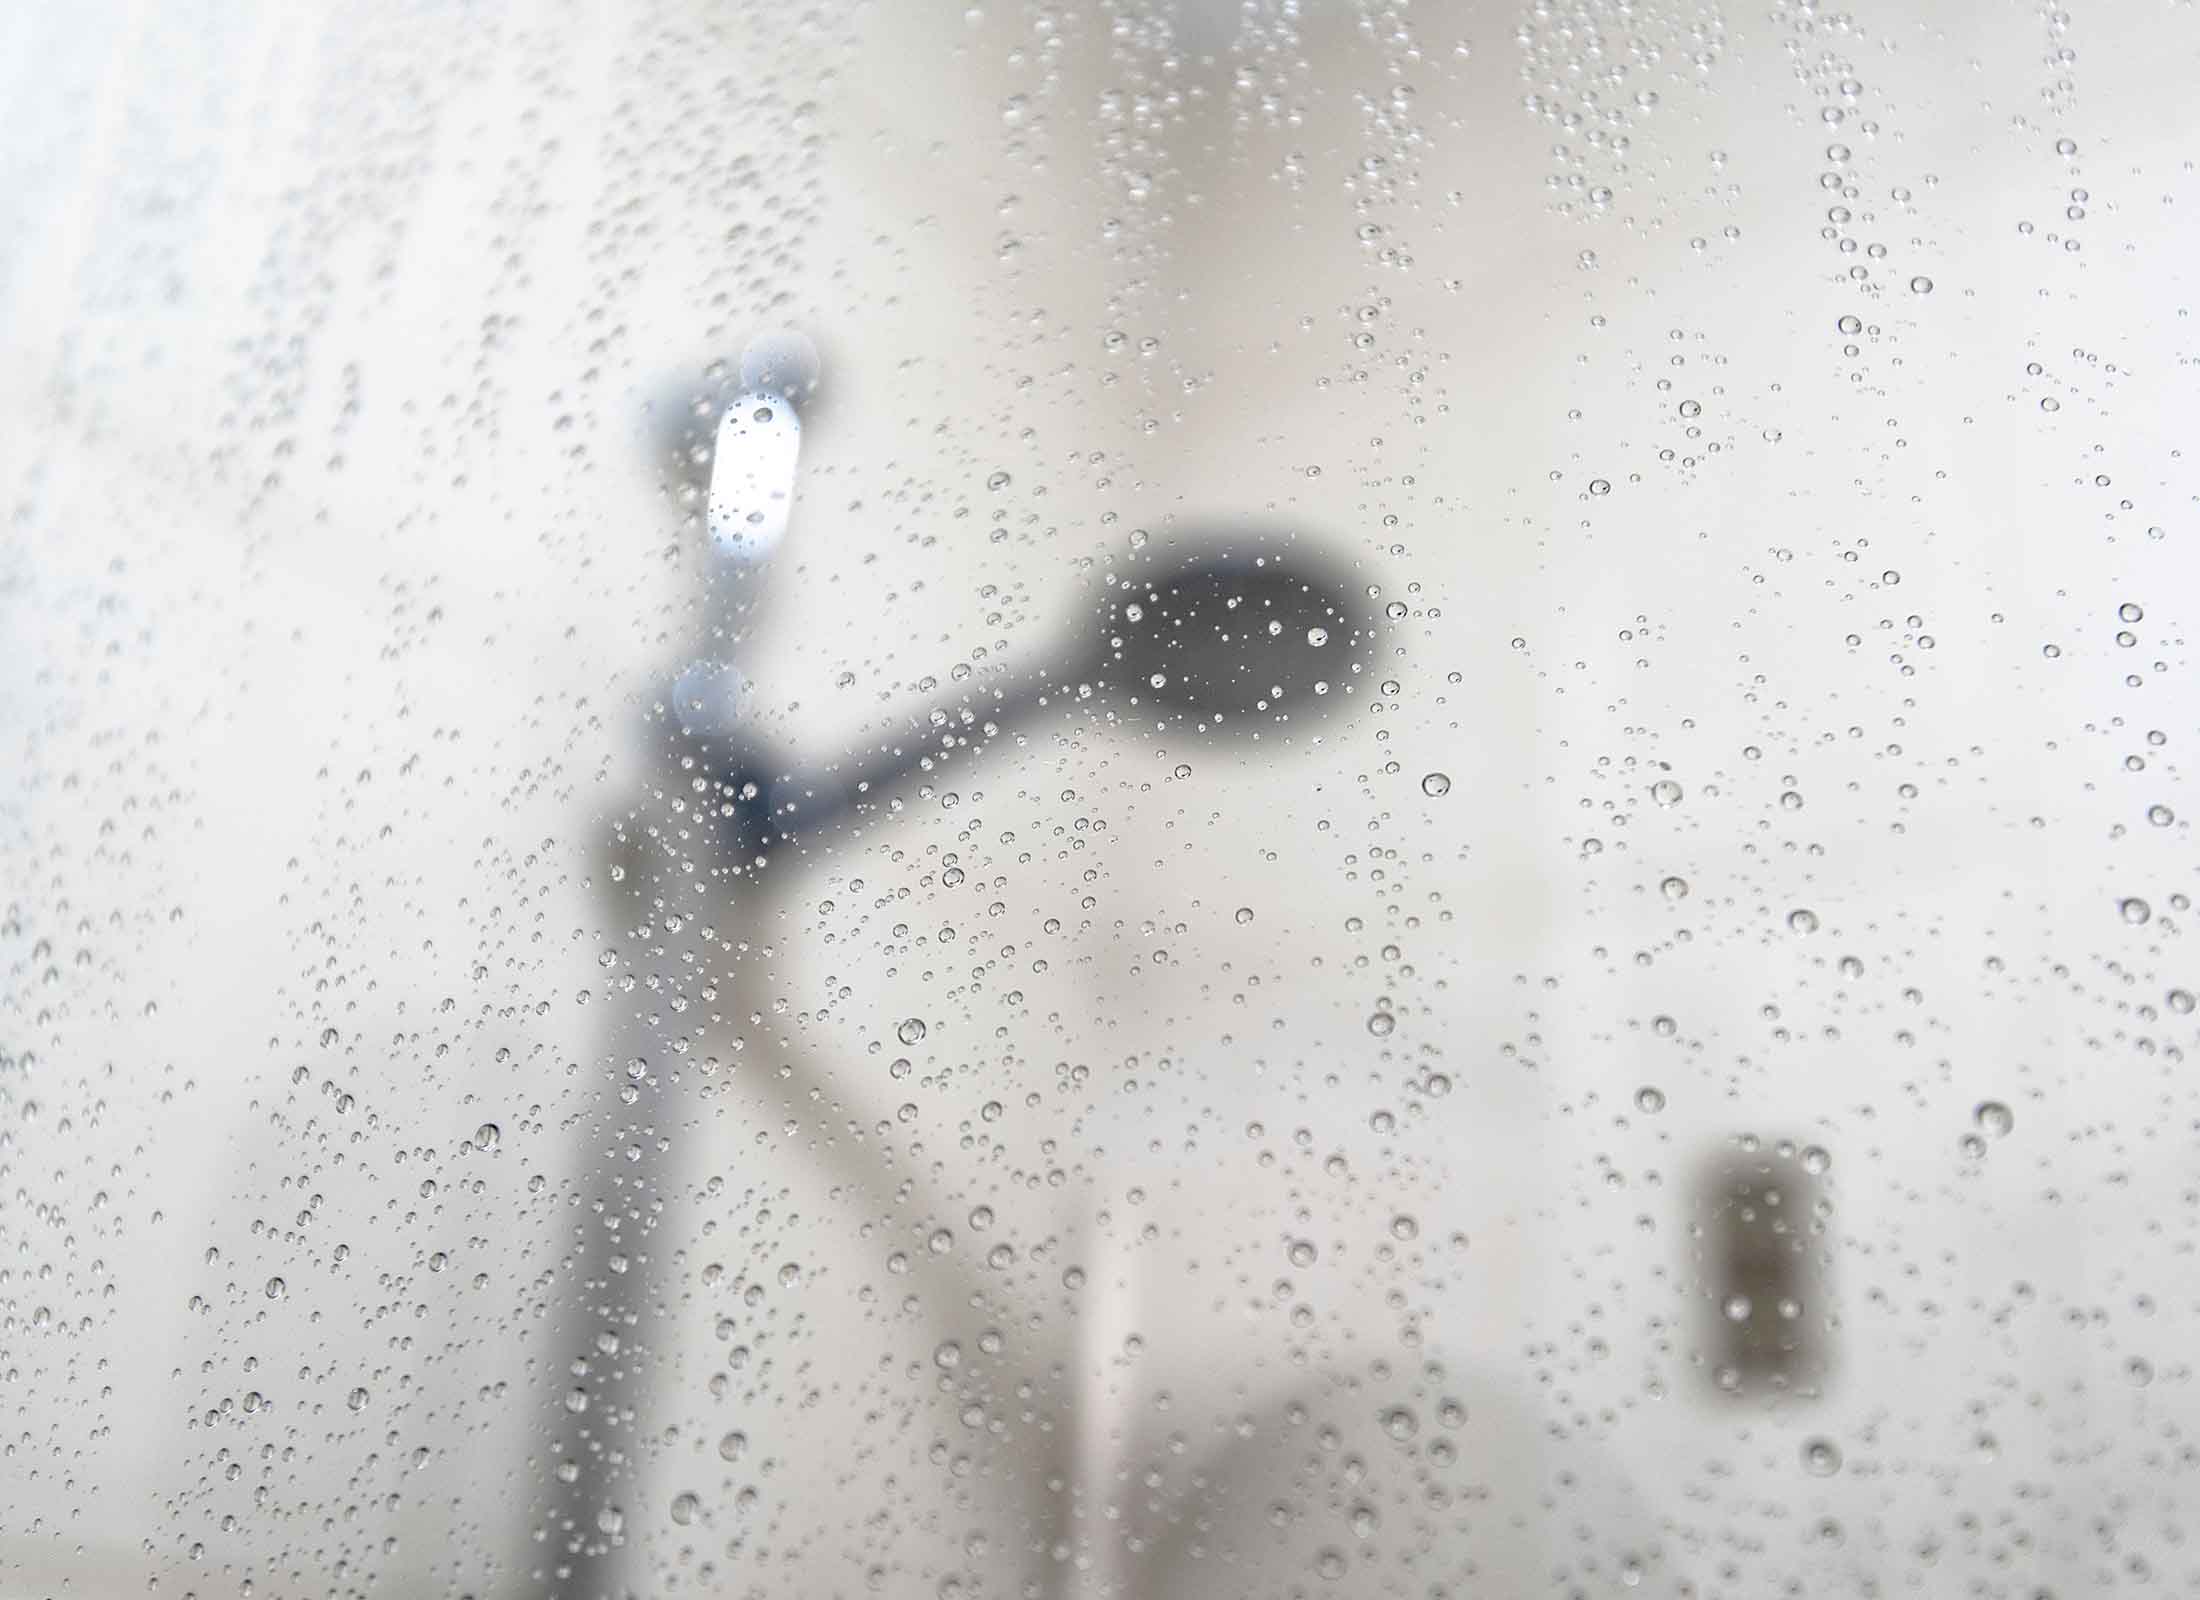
[4,2,2197,1596]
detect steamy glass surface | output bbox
[4,2,2200,1596]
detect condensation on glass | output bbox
[2,2,2197,1597]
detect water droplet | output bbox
[1287,1239,1318,1267]
[1800,1437,1844,1477]
[2148,804,2175,827]
[1650,779,1683,807]
[1421,772,1452,797]
[347,1386,370,1412]
[986,470,1012,491]
[1786,908,1820,935]
[1635,1085,1666,1114]
[2120,601,2144,623]
[718,1429,748,1461]
[1366,1011,1396,1037]
[472,1121,500,1151]
[670,1491,701,1526]
[1908,275,1933,294]
[264,1277,286,1301]
[1659,875,1690,900]
[1389,1214,1419,1241]
[2120,897,2152,925]
[1305,626,1329,647]
[2169,988,2195,1015]
[897,1017,928,1045]
[1974,1100,2014,1139]
[1234,906,1255,924]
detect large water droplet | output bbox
[1800,1437,1844,1477]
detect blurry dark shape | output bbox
[694,538,1372,861]
[1690,1137,1836,1401]
[532,355,1372,1592]
[1097,544,1367,724]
